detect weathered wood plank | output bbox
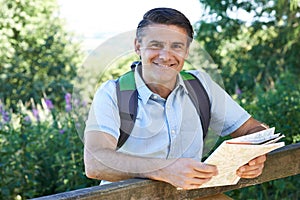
[193,194,233,200]
[32,143,300,200]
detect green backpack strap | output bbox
[116,62,211,149]
[116,69,137,149]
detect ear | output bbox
[184,48,190,59]
[134,38,141,56]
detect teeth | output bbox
[156,63,169,68]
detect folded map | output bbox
[199,127,285,188]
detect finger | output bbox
[249,155,266,166]
[238,168,263,178]
[191,177,212,185]
[192,171,216,180]
[182,168,215,180]
[183,178,211,190]
[238,162,264,172]
[177,177,212,190]
[176,167,215,179]
[237,164,264,178]
[194,163,218,175]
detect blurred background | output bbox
[0,0,299,199]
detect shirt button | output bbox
[153,95,158,99]
[171,130,176,134]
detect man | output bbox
[84,7,267,190]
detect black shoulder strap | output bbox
[116,62,140,149]
[116,63,211,149]
[181,71,211,139]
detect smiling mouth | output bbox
[153,62,176,68]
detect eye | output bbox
[149,42,163,49]
[172,43,184,50]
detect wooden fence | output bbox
[32,142,300,200]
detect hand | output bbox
[237,154,266,178]
[149,158,218,190]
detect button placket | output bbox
[165,93,179,159]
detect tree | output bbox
[195,0,300,133]
[195,0,300,199]
[196,0,300,95]
[0,0,83,111]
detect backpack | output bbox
[116,61,211,149]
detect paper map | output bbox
[199,127,285,188]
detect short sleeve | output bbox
[188,70,251,136]
[84,80,120,140]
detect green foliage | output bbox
[0,97,98,200]
[196,0,300,96]
[96,54,139,86]
[0,0,83,111]
[0,1,93,198]
[250,72,300,144]
[0,0,299,198]
[229,73,300,199]
[196,0,300,199]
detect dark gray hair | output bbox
[136,7,194,44]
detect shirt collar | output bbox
[177,72,189,94]
[134,64,189,104]
[134,64,153,105]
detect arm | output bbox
[230,117,269,138]
[84,130,218,190]
[230,117,268,179]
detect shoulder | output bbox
[97,79,117,91]
[93,80,118,101]
[185,69,212,82]
[185,69,228,101]
[185,70,214,92]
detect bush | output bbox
[0,0,83,111]
[0,95,98,199]
[227,71,300,199]
[236,71,300,145]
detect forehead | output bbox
[140,24,189,43]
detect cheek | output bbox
[142,49,159,61]
[176,50,189,59]
[174,54,187,65]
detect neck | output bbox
[146,83,174,99]
[137,65,177,98]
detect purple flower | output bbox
[45,99,54,110]
[32,108,40,121]
[24,115,31,123]
[73,98,80,107]
[0,101,10,123]
[75,122,81,129]
[59,129,65,134]
[235,85,242,96]
[65,104,72,112]
[81,100,87,107]
[65,93,72,104]
[0,103,3,113]
[65,93,72,112]
[2,111,10,123]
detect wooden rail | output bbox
[32,143,300,200]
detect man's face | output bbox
[134,24,190,88]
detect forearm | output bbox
[230,117,269,138]
[84,147,168,182]
[83,131,218,189]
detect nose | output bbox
[158,48,172,61]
